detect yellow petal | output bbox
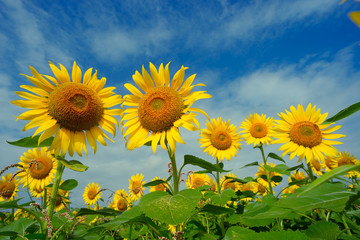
[71,61,82,83]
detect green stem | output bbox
[167,149,179,194]
[17,206,45,234]
[306,161,315,182]
[47,160,65,224]
[258,144,274,195]
[216,158,221,194]
[340,213,352,236]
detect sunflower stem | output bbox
[168,149,179,194]
[259,144,274,195]
[306,161,315,182]
[216,158,221,194]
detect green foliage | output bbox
[56,155,89,172]
[183,155,230,172]
[323,102,360,124]
[7,135,54,148]
[304,221,342,240]
[59,179,79,191]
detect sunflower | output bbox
[331,151,360,178]
[282,185,300,197]
[83,182,102,206]
[238,182,256,202]
[273,103,345,163]
[0,173,19,201]
[17,147,57,190]
[186,173,212,190]
[149,177,168,192]
[288,170,307,184]
[220,173,240,192]
[199,118,242,161]
[121,62,211,155]
[129,173,145,201]
[109,189,131,212]
[30,185,45,199]
[11,61,123,157]
[255,163,282,188]
[309,158,324,176]
[47,183,69,212]
[240,113,275,146]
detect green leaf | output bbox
[241,161,259,168]
[264,164,291,175]
[183,155,230,172]
[210,189,236,206]
[286,163,304,172]
[323,102,360,124]
[99,206,146,229]
[298,164,360,197]
[143,179,168,187]
[224,226,256,240]
[225,176,248,184]
[56,156,89,172]
[25,233,46,240]
[59,179,78,191]
[199,204,235,215]
[0,198,22,208]
[139,189,202,225]
[75,207,122,217]
[304,221,341,240]
[7,135,54,148]
[267,153,286,163]
[0,218,35,237]
[226,230,309,240]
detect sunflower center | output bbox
[117,198,128,211]
[48,82,104,132]
[224,181,236,190]
[211,131,232,150]
[312,159,321,171]
[0,182,15,198]
[289,121,322,148]
[29,158,53,179]
[155,184,165,191]
[87,189,97,200]
[138,86,184,132]
[250,123,268,138]
[193,179,204,188]
[338,158,353,166]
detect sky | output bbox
[0,0,359,208]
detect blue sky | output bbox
[0,0,359,208]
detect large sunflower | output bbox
[0,173,19,201]
[83,182,102,206]
[11,62,123,157]
[199,118,242,161]
[109,189,131,212]
[273,103,345,163]
[128,173,145,202]
[330,151,360,178]
[121,62,211,155]
[17,147,57,190]
[240,113,275,146]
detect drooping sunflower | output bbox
[109,189,131,212]
[11,61,123,157]
[83,182,102,206]
[273,103,345,163]
[255,163,282,187]
[17,147,57,190]
[121,62,211,155]
[129,173,145,201]
[186,173,212,190]
[220,173,240,192]
[199,118,242,162]
[331,151,360,178]
[240,113,275,146]
[0,173,19,201]
[149,176,168,192]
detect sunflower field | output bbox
[0,59,359,240]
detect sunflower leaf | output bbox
[7,135,54,148]
[267,153,286,163]
[143,179,168,187]
[323,102,360,124]
[56,156,89,172]
[199,204,235,215]
[183,155,230,172]
[241,161,259,168]
[59,179,78,191]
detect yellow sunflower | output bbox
[199,118,242,161]
[121,62,211,155]
[17,147,57,190]
[11,61,123,157]
[273,103,345,163]
[47,182,69,212]
[309,158,324,176]
[109,189,131,212]
[83,182,102,206]
[186,173,212,190]
[30,185,45,199]
[240,113,275,146]
[288,170,307,183]
[0,173,19,201]
[255,163,282,187]
[331,151,360,178]
[129,173,145,201]
[238,182,256,202]
[282,185,300,197]
[149,177,168,192]
[220,173,240,192]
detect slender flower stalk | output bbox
[168,148,179,194]
[47,160,65,222]
[258,144,274,195]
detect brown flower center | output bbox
[289,121,322,148]
[210,130,232,150]
[155,184,165,191]
[138,86,184,132]
[250,123,268,138]
[48,82,104,131]
[87,189,98,200]
[29,157,53,179]
[0,182,15,199]
[117,198,128,212]
[224,181,236,190]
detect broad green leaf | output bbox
[304,221,341,240]
[210,189,236,206]
[139,189,202,225]
[267,153,286,163]
[298,164,360,197]
[225,176,248,184]
[7,135,54,148]
[271,175,283,183]
[241,161,259,168]
[56,156,88,172]
[25,233,46,240]
[277,183,355,213]
[286,163,304,172]
[0,218,35,237]
[143,179,168,187]
[226,230,309,240]
[99,206,146,229]
[264,164,291,175]
[224,226,255,240]
[199,204,235,215]
[0,198,22,208]
[323,102,360,124]
[75,207,122,217]
[183,155,229,172]
[59,179,78,191]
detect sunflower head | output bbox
[273,103,345,163]
[331,151,360,178]
[240,113,275,146]
[109,189,131,212]
[199,118,242,162]
[282,185,300,197]
[288,170,307,183]
[186,173,212,190]
[149,177,168,192]
[129,173,145,201]
[121,62,211,155]
[0,173,19,201]
[255,163,282,187]
[11,61,123,157]
[83,182,102,206]
[220,173,240,192]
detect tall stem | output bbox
[259,144,274,195]
[168,149,179,194]
[306,161,315,182]
[216,158,221,194]
[47,160,65,222]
